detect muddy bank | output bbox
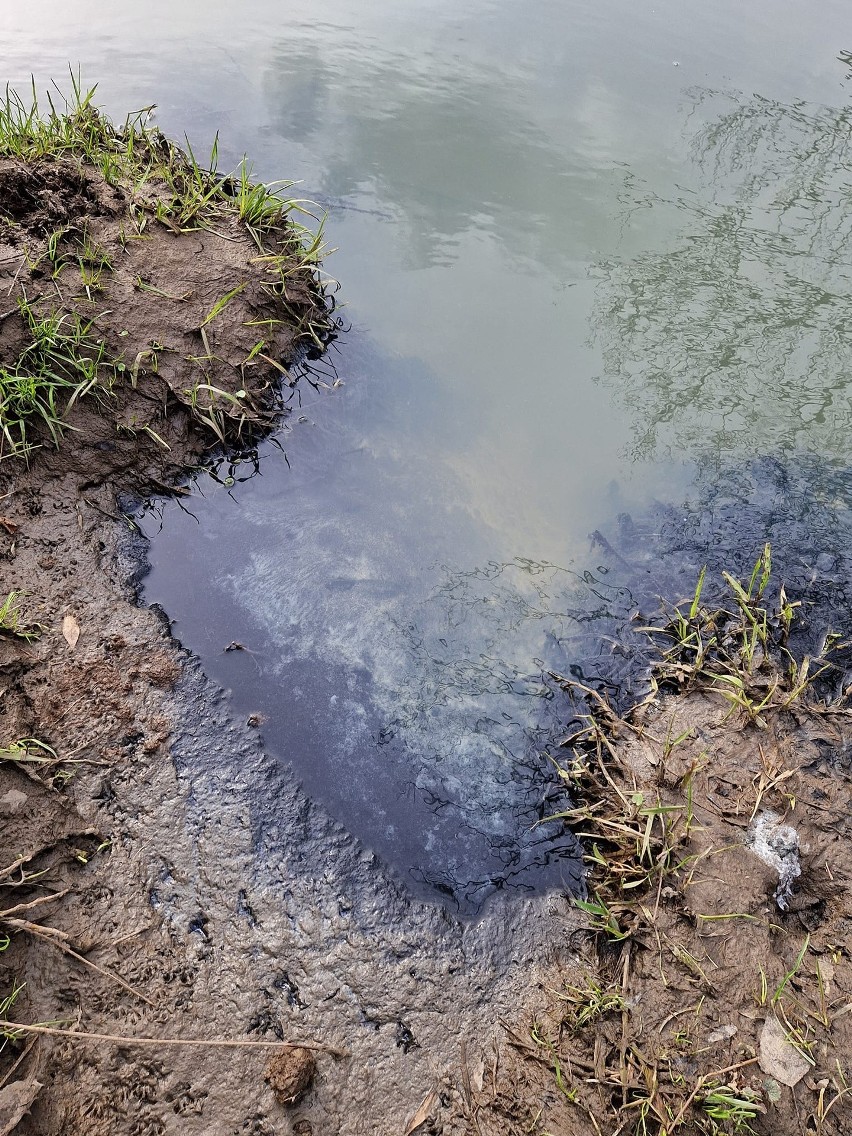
[11,445,852,1134]
[2,460,582,1134]
[0,91,584,1135]
[4,87,852,1136]
[468,565,852,1136]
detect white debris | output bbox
[746,810,801,910]
[759,1015,810,1087]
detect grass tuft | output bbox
[0,297,116,460]
[0,591,43,641]
[0,72,333,461]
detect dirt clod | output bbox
[264,1048,315,1106]
[0,1080,42,1136]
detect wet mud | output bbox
[0,454,582,1135]
[137,412,590,917]
[0,129,583,1136]
[469,681,852,1136]
[6,396,852,1135]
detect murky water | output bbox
[7,0,852,912]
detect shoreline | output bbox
[1,82,851,1136]
[0,84,576,1136]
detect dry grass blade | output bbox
[2,918,155,1008]
[2,1023,348,1057]
[404,1088,439,1135]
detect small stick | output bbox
[619,946,631,1108]
[81,497,134,526]
[0,1037,36,1091]
[5,1022,348,1057]
[4,918,155,1008]
[458,1039,484,1136]
[0,890,69,919]
[459,1039,473,1109]
[148,478,192,497]
[0,853,37,882]
[669,1057,760,1129]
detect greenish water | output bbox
[7,1,852,911]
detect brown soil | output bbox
[0,149,344,1133]
[0,152,323,464]
[468,685,852,1135]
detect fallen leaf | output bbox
[404,1088,438,1135]
[0,1078,42,1136]
[62,614,81,650]
[0,516,18,535]
[758,1015,809,1088]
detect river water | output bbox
[6,0,852,914]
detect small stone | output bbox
[265,1047,315,1106]
[0,789,28,815]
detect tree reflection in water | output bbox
[593,71,852,462]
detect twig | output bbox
[459,1039,483,1135]
[551,673,638,735]
[0,853,37,882]
[148,478,191,497]
[4,1022,348,1057]
[0,890,69,919]
[619,945,631,1108]
[3,918,155,1008]
[459,1039,473,1109]
[81,497,135,527]
[0,1037,36,1091]
[668,1057,760,1129]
